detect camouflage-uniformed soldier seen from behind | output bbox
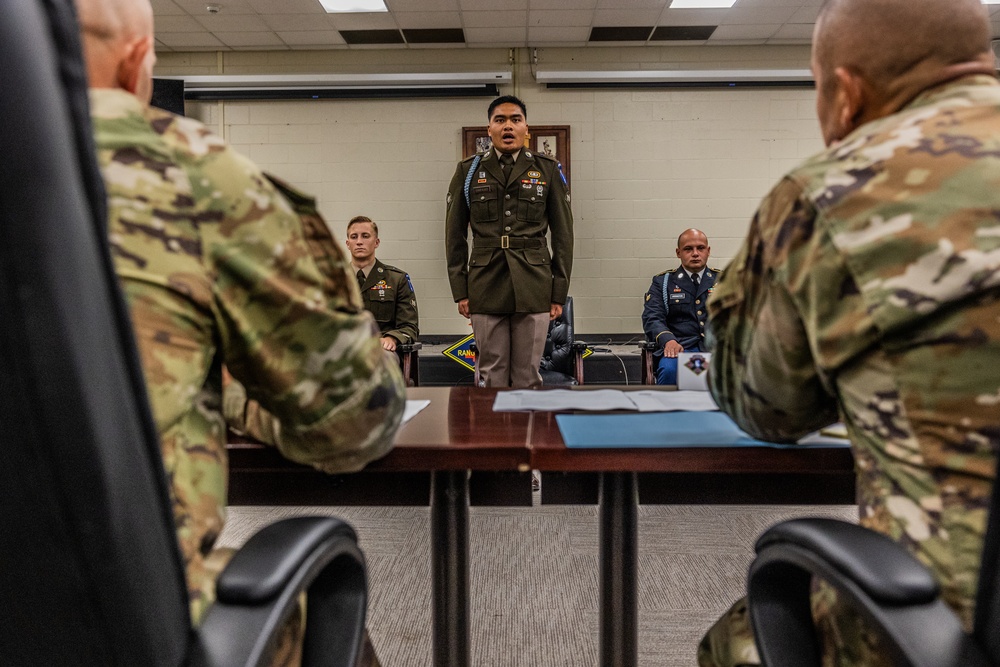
[77,2,404,663]
[700,0,1000,665]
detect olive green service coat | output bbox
[445,148,574,314]
[360,259,419,345]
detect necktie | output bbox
[691,272,700,290]
[356,269,365,289]
[499,152,514,179]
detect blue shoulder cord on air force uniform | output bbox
[463,154,483,208]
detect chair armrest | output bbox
[748,518,988,667]
[397,341,422,354]
[638,341,658,351]
[198,516,367,667]
[570,340,589,354]
[755,519,937,604]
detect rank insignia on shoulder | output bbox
[645,294,651,302]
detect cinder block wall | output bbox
[156,45,823,335]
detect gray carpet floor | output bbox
[219,501,857,666]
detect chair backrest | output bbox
[974,476,1000,662]
[0,1,192,664]
[540,296,575,378]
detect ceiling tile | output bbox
[593,8,662,25]
[528,26,592,42]
[403,28,465,43]
[277,30,348,45]
[340,28,405,44]
[589,26,653,41]
[530,0,598,8]
[216,31,288,46]
[156,15,206,32]
[596,0,666,8]
[262,14,339,30]
[393,11,462,28]
[328,12,399,28]
[156,32,228,48]
[651,25,715,40]
[464,26,527,44]
[528,9,594,27]
[659,8,727,25]
[788,6,820,23]
[462,10,525,28]
[387,0,460,10]
[721,6,797,24]
[246,0,324,13]
[195,14,271,31]
[772,22,813,39]
[150,0,187,16]
[172,0,257,15]
[712,23,781,39]
[460,0,527,9]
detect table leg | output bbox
[431,469,470,667]
[599,471,638,667]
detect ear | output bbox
[833,66,868,138]
[374,237,381,249]
[116,35,153,96]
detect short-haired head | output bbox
[347,215,378,238]
[488,95,527,121]
[811,0,992,145]
[676,229,710,273]
[75,0,157,103]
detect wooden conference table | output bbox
[227,386,856,667]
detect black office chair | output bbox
[539,296,588,385]
[0,2,368,665]
[746,484,1000,666]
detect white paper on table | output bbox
[402,399,430,424]
[493,389,639,412]
[628,390,719,413]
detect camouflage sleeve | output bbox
[707,176,839,442]
[201,148,405,472]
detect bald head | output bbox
[75,0,156,102]
[676,229,710,273]
[811,0,993,145]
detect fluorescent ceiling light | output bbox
[535,69,812,84]
[318,0,387,12]
[171,72,511,90]
[984,0,1000,5]
[670,0,738,8]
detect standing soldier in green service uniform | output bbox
[700,0,1000,665]
[346,215,419,352]
[446,95,574,388]
[77,0,402,664]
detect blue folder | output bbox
[555,411,850,449]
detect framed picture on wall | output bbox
[461,124,571,188]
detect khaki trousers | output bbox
[471,312,549,388]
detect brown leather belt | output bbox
[473,236,545,249]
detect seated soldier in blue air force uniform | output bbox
[642,229,719,385]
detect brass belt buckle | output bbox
[501,235,509,249]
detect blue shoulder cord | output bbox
[661,274,670,318]
[463,154,483,208]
